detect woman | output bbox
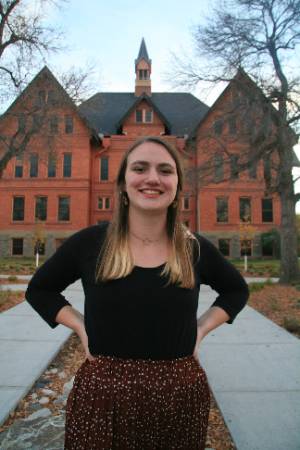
[26,136,249,450]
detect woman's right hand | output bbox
[55,305,96,361]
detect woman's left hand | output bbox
[193,326,206,363]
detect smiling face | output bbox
[124,142,179,214]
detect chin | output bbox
[133,202,169,213]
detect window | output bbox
[48,90,57,106]
[100,157,109,181]
[29,153,38,177]
[38,90,46,106]
[65,116,73,134]
[135,109,152,123]
[264,154,271,182]
[249,160,257,179]
[58,197,70,221]
[49,115,59,134]
[262,198,273,222]
[13,197,25,221]
[240,197,251,222]
[136,110,143,123]
[32,114,43,132]
[230,154,239,179]
[17,114,26,134]
[216,197,228,222]
[262,239,274,256]
[35,196,47,221]
[139,69,148,80]
[98,197,110,209]
[261,230,279,257]
[12,238,23,256]
[48,154,56,177]
[145,110,153,123]
[218,239,230,256]
[214,154,224,182]
[213,119,223,135]
[241,240,252,256]
[63,153,72,177]
[15,155,23,178]
[231,88,241,106]
[228,116,237,135]
[183,196,190,210]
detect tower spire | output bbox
[135,38,152,97]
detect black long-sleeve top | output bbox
[25,224,249,360]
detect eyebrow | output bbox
[130,160,176,168]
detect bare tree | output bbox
[174,0,300,283]
[0,0,65,101]
[0,1,98,177]
[58,62,98,105]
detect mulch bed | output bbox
[248,284,300,338]
[0,278,27,285]
[0,291,25,313]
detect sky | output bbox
[9,0,300,211]
[44,0,223,102]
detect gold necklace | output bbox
[129,230,162,246]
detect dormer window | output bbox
[135,109,153,123]
[145,110,153,123]
[138,69,149,80]
[136,110,143,122]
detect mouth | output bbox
[139,189,163,194]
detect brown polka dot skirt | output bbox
[65,354,210,450]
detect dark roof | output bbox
[135,38,151,67]
[78,92,209,136]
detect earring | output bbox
[172,200,178,208]
[123,192,128,206]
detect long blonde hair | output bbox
[96,136,198,288]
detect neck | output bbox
[128,207,168,240]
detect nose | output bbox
[146,167,160,184]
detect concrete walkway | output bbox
[0,280,84,426]
[0,277,299,450]
[198,283,300,450]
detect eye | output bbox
[132,165,145,173]
[160,167,174,175]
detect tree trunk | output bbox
[279,181,300,284]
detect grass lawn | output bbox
[0,257,46,275]
[230,258,280,277]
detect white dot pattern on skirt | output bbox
[65,354,210,450]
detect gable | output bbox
[117,95,170,133]
[0,67,99,141]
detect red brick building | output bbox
[0,39,282,258]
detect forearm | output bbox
[55,305,85,335]
[197,306,230,339]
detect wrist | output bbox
[196,324,207,340]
